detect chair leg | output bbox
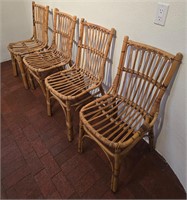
[78,120,84,153]
[111,151,121,193]
[27,69,35,90]
[38,76,46,97]
[99,85,105,96]
[149,128,155,151]
[10,53,18,77]
[66,100,73,142]
[46,87,52,116]
[17,55,29,89]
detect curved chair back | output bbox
[111,36,183,129]
[32,1,49,44]
[50,8,77,59]
[76,19,115,81]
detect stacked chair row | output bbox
[7,1,183,192]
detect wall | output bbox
[1,0,186,191]
[0,0,32,62]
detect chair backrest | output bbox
[76,19,115,81]
[32,1,49,44]
[111,36,182,121]
[50,8,77,59]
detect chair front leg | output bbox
[78,119,84,153]
[111,150,122,193]
[66,100,73,142]
[46,87,52,116]
[17,55,29,89]
[10,53,18,77]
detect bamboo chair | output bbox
[23,9,77,96]
[45,19,115,142]
[78,36,183,192]
[7,2,49,89]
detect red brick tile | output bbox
[41,153,61,177]
[1,134,14,148]
[8,125,24,140]
[0,185,7,199]
[15,135,33,157]
[39,126,59,141]
[25,151,44,175]
[1,125,12,139]
[1,99,11,114]
[62,158,93,185]
[13,174,43,199]
[102,190,118,199]
[22,125,39,141]
[31,137,48,158]
[115,187,135,199]
[48,191,62,199]
[73,170,100,196]
[61,153,92,175]
[2,165,31,190]
[1,156,26,179]
[52,171,75,198]
[54,145,77,167]
[6,187,19,199]
[88,155,111,180]
[81,178,109,198]
[25,105,43,118]
[49,139,70,156]
[1,141,22,161]
[34,169,57,198]
[44,133,63,149]
[68,192,81,199]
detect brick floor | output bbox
[1,60,186,199]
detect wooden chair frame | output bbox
[78,36,183,192]
[7,1,49,89]
[23,9,77,96]
[45,19,115,141]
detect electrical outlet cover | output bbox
[154,3,169,26]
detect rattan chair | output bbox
[7,1,49,89]
[23,9,77,96]
[78,36,183,192]
[45,19,115,141]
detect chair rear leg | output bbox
[17,55,29,89]
[10,53,18,77]
[37,75,46,97]
[66,100,74,142]
[99,85,105,96]
[149,128,155,151]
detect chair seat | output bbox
[80,94,145,149]
[45,68,100,100]
[8,39,44,55]
[24,50,70,72]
